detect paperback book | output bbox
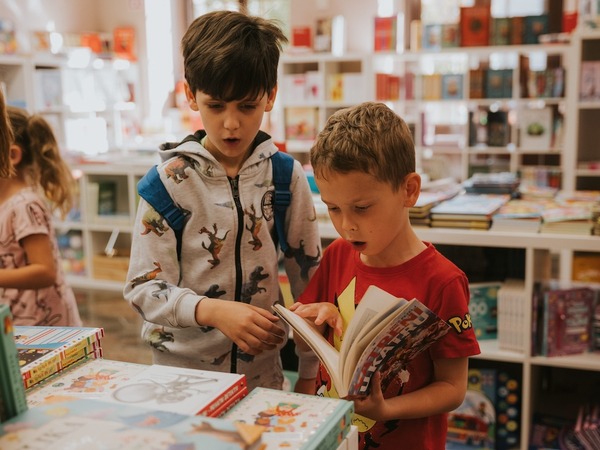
[0,305,28,422]
[27,359,248,418]
[273,285,451,398]
[469,282,501,341]
[223,387,353,450]
[14,325,105,389]
[429,194,510,227]
[0,397,264,450]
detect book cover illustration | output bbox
[0,305,28,422]
[26,358,147,407]
[14,325,105,389]
[541,287,595,357]
[447,368,497,449]
[519,107,553,149]
[460,5,491,47]
[284,107,319,141]
[0,397,264,450]
[468,282,501,340]
[224,387,353,450]
[373,16,397,52]
[273,285,451,398]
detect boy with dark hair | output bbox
[291,102,480,449]
[124,10,321,391]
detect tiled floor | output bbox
[76,290,153,365]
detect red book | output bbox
[113,26,136,60]
[291,26,312,50]
[374,16,397,52]
[460,5,491,47]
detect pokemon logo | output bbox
[448,313,473,334]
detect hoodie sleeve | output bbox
[123,180,202,329]
[281,160,322,301]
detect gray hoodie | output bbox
[123,130,321,390]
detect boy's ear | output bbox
[403,172,421,207]
[184,82,199,111]
[264,86,278,112]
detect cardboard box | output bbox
[93,250,130,282]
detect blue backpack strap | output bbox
[271,151,294,254]
[137,165,185,259]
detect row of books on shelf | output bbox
[410,176,600,235]
[465,278,600,358]
[0,306,358,449]
[420,8,549,51]
[280,71,365,105]
[0,16,135,60]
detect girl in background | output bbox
[0,105,82,326]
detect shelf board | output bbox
[318,222,600,252]
[67,275,125,292]
[472,339,526,363]
[530,351,600,371]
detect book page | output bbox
[272,304,343,394]
[339,286,407,370]
[347,300,451,396]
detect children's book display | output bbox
[27,358,248,417]
[14,325,105,389]
[0,397,264,450]
[223,387,354,450]
[0,305,28,422]
[446,366,521,450]
[273,285,451,398]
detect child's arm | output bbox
[352,356,469,421]
[194,298,286,356]
[0,234,57,289]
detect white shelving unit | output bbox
[563,29,600,192]
[320,222,600,449]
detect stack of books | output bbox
[0,397,265,449]
[27,358,248,418]
[429,193,510,230]
[410,178,462,227]
[224,387,354,450]
[462,172,520,196]
[490,199,547,233]
[14,325,105,389]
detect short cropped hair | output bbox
[181,10,288,102]
[310,102,415,192]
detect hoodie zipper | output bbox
[229,176,244,374]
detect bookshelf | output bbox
[563,29,600,192]
[319,223,600,449]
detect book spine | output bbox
[21,330,103,377]
[0,306,28,421]
[209,386,249,418]
[197,376,248,417]
[308,403,353,450]
[23,343,102,389]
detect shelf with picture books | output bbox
[54,160,154,292]
[275,52,372,163]
[372,41,569,184]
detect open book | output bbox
[273,285,451,398]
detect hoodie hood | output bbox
[157,130,276,173]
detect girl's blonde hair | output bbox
[0,89,13,177]
[8,106,75,218]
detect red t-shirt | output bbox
[298,239,481,450]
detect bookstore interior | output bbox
[1,0,600,448]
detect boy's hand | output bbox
[289,302,343,337]
[350,371,389,422]
[195,299,285,355]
